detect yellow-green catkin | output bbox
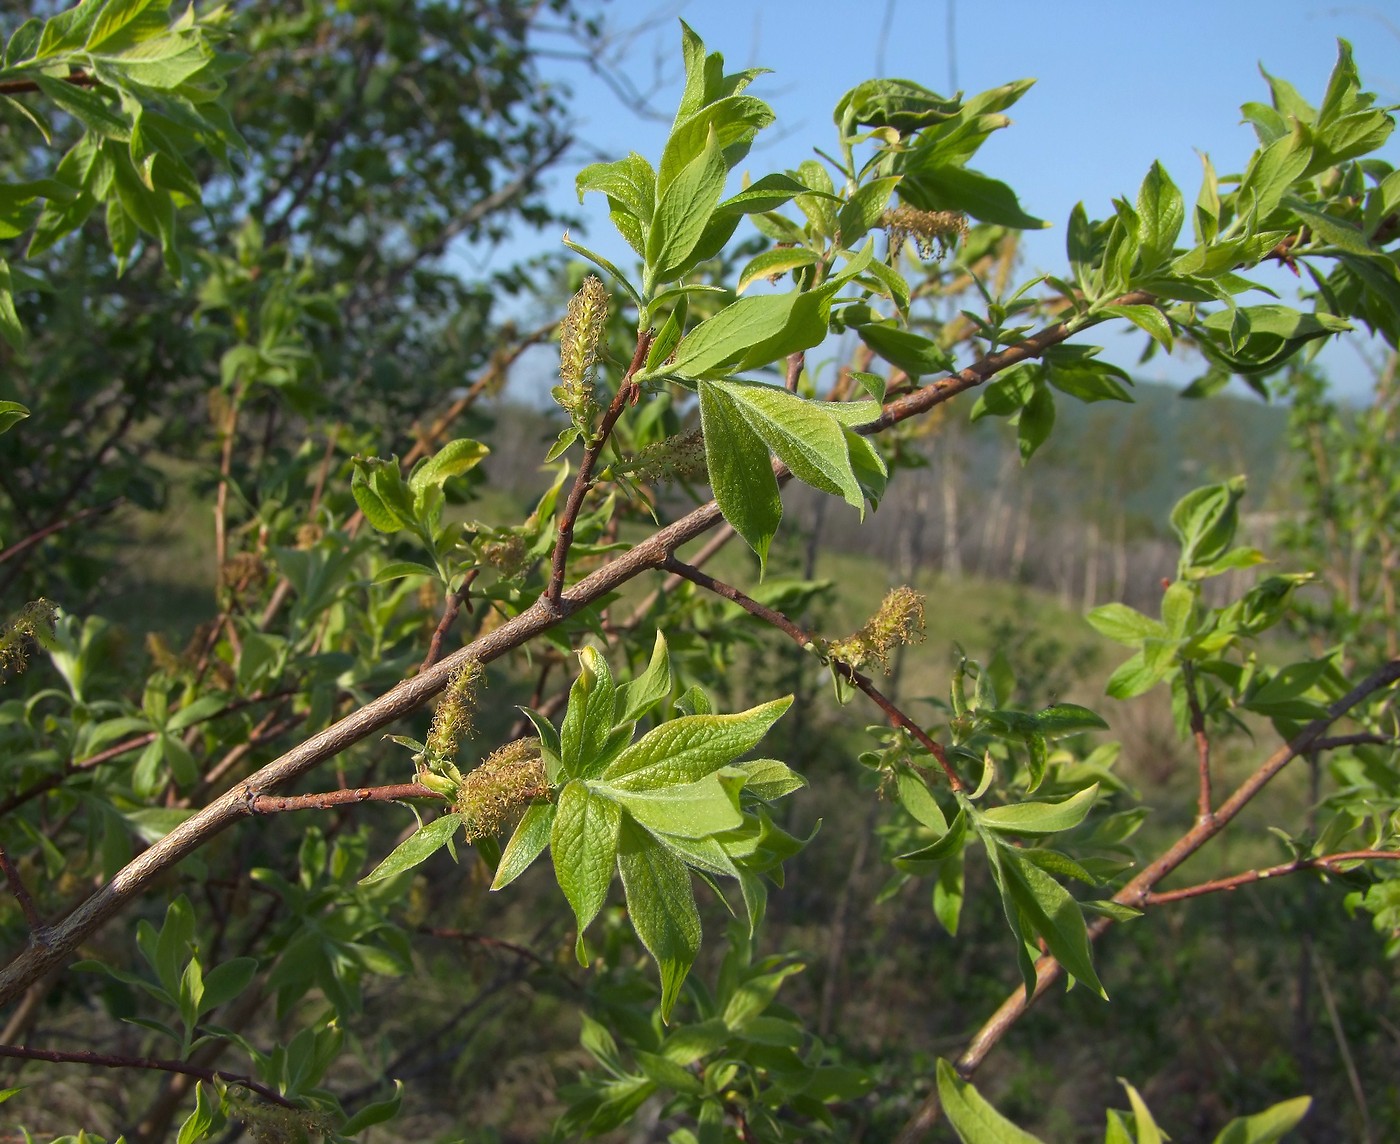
[423,658,483,773]
[880,206,968,260]
[827,586,926,673]
[556,274,609,423]
[616,429,707,483]
[0,599,56,683]
[456,737,549,840]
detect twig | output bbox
[0,498,124,566]
[1183,662,1213,820]
[0,846,44,936]
[245,783,440,814]
[0,71,99,96]
[545,329,654,608]
[0,1043,294,1108]
[1140,850,1400,905]
[420,568,479,673]
[785,350,804,392]
[661,557,962,791]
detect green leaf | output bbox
[732,758,806,802]
[606,772,743,838]
[703,379,867,511]
[1170,477,1246,573]
[340,1080,405,1136]
[936,1059,1046,1144]
[1017,380,1055,463]
[1116,1080,1167,1144]
[1086,603,1164,645]
[698,379,782,568]
[736,247,818,294]
[837,176,900,245]
[977,785,1098,836]
[1035,704,1108,739]
[993,837,1107,998]
[360,814,463,885]
[857,323,953,378]
[491,800,556,891]
[617,631,673,724]
[1100,303,1174,353]
[649,125,727,283]
[1135,160,1184,272]
[1213,1096,1312,1144]
[903,164,1049,230]
[618,819,701,1022]
[551,780,622,954]
[408,438,489,497]
[34,73,130,139]
[561,646,619,779]
[602,697,792,790]
[896,770,948,832]
[0,399,30,436]
[896,808,968,864]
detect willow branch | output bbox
[0,847,44,935]
[0,1043,293,1108]
[1141,850,1400,905]
[246,783,440,814]
[0,292,1156,1007]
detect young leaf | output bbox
[617,631,673,725]
[551,780,622,955]
[976,784,1099,836]
[698,380,783,568]
[602,697,792,790]
[1212,1096,1312,1144]
[936,1059,1046,1144]
[617,817,701,1021]
[605,773,744,839]
[491,800,556,891]
[360,814,464,885]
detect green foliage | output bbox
[1,9,1398,1142]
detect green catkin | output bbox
[827,586,926,673]
[423,658,483,771]
[556,274,609,422]
[456,737,549,839]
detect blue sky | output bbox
[498,0,1400,398]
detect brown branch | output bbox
[0,1043,294,1107]
[0,71,99,97]
[1140,850,1400,905]
[662,558,962,791]
[418,926,563,974]
[785,350,804,393]
[1310,732,1395,751]
[545,329,654,607]
[0,846,44,936]
[245,783,441,814]
[420,568,479,673]
[0,498,124,566]
[0,293,1161,1007]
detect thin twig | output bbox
[0,847,44,936]
[1183,662,1213,820]
[0,498,124,566]
[0,1043,293,1108]
[245,783,440,814]
[1141,850,1400,905]
[420,568,479,672]
[545,330,654,607]
[662,557,962,791]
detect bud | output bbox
[557,275,609,422]
[827,586,926,673]
[880,206,968,261]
